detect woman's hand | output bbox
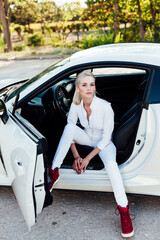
[81,158,90,172]
[72,157,82,174]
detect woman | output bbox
[49,70,134,238]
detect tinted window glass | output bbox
[148,68,160,103]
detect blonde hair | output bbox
[73,70,96,105]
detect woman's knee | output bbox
[62,124,76,140]
[104,159,118,171]
[64,123,76,132]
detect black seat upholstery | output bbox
[113,100,143,164]
[63,144,104,169]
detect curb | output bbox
[0,55,69,61]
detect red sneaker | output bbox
[49,167,60,192]
[116,205,135,238]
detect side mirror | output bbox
[0,100,9,124]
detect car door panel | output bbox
[0,109,52,229]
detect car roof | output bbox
[70,43,160,67]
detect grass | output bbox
[0,45,80,58]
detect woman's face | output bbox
[76,76,96,99]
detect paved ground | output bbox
[0,187,160,240]
[0,58,160,240]
[0,57,61,81]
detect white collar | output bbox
[80,95,97,110]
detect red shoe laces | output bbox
[115,207,135,222]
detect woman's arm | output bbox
[70,143,80,159]
[71,143,82,174]
[81,147,101,173]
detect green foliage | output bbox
[57,2,84,22]
[115,27,140,43]
[28,33,44,47]
[24,26,34,34]
[0,37,5,52]
[14,26,22,38]
[114,31,124,43]
[81,32,114,49]
[51,47,79,55]
[3,0,160,56]
[51,33,63,47]
[13,44,25,51]
[10,0,39,26]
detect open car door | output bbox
[0,100,53,229]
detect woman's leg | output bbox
[99,143,134,238]
[99,142,128,207]
[51,123,92,170]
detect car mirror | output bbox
[0,99,9,124]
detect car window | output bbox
[6,57,70,101]
[93,67,146,76]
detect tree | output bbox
[84,0,121,34]
[148,0,160,42]
[57,1,84,22]
[38,0,56,34]
[118,0,145,41]
[0,0,12,51]
[113,0,119,36]
[10,0,39,31]
[136,0,145,41]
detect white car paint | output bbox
[1,43,160,229]
[0,110,46,229]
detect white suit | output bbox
[52,95,128,207]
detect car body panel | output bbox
[71,43,160,67]
[0,108,47,229]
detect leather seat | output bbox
[113,100,143,164]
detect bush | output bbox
[144,26,155,42]
[24,27,33,33]
[81,32,114,49]
[51,33,64,47]
[116,27,140,43]
[114,31,124,43]
[28,33,44,47]
[14,26,22,38]
[52,47,79,55]
[13,44,25,51]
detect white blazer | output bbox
[67,95,114,150]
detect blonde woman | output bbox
[49,70,134,238]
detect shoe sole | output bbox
[121,230,134,238]
[49,176,60,192]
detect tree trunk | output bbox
[136,0,145,42]
[0,0,12,52]
[150,0,158,42]
[113,0,119,37]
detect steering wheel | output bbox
[55,85,71,117]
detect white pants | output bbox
[52,123,128,207]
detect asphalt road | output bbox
[0,58,160,240]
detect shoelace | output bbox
[115,207,135,222]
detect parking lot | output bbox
[0,58,160,240]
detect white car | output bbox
[0,43,160,229]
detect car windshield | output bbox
[6,57,70,101]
